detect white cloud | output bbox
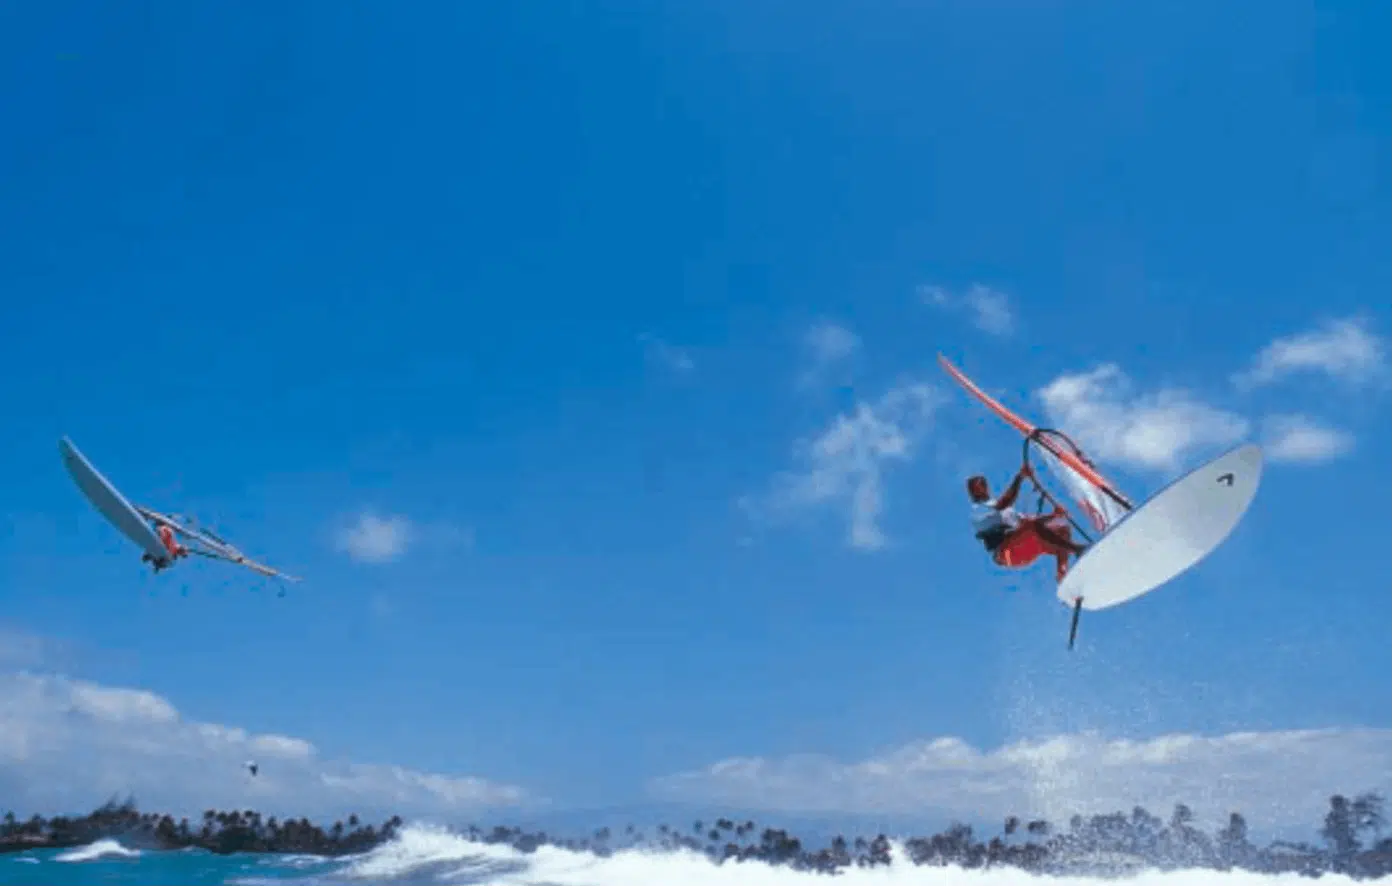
[334,514,473,572]
[797,321,861,390]
[919,285,949,309]
[335,512,413,564]
[919,284,1016,337]
[1036,365,1250,473]
[746,382,943,550]
[638,333,696,374]
[804,321,861,365]
[1261,414,1355,465]
[650,727,1392,832]
[0,671,530,821]
[1233,317,1388,390]
[964,285,1016,337]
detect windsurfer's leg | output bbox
[1034,517,1086,556]
[1028,519,1080,582]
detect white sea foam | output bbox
[54,838,141,862]
[331,824,1389,886]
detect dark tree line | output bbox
[0,798,402,857]
[458,792,1390,879]
[1,792,1388,879]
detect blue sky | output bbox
[0,1,1388,832]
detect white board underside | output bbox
[59,437,169,562]
[1057,443,1263,611]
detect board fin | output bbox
[1067,596,1083,651]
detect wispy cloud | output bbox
[638,333,696,375]
[650,727,1392,832]
[797,320,861,390]
[964,286,1015,337]
[1233,317,1388,390]
[804,321,861,366]
[0,671,531,820]
[1036,365,1250,473]
[744,382,943,550]
[920,284,1016,337]
[335,512,413,564]
[1261,414,1355,465]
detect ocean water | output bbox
[2,827,1387,886]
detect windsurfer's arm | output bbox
[995,466,1030,510]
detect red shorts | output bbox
[158,526,182,558]
[992,519,1067,569]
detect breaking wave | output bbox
[301,824,1389,886]
[54,837,141,863]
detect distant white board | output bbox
[1057,443,1264,611]
[59,436,170,563]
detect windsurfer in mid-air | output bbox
[968,465,1086,583]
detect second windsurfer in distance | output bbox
[968,466,1086,583]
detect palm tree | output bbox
[1324,795,1359,865]
[1353,792,1387,840]
[1216,811,1252,867]
[1170,803,1195,830]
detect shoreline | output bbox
[4,796,1389,881]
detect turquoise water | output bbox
[1,835,513,886]
[0,840,341,885]
[3,830,1386,885]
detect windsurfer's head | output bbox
[967,475,989,502]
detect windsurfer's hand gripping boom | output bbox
[966,465,1083,584]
